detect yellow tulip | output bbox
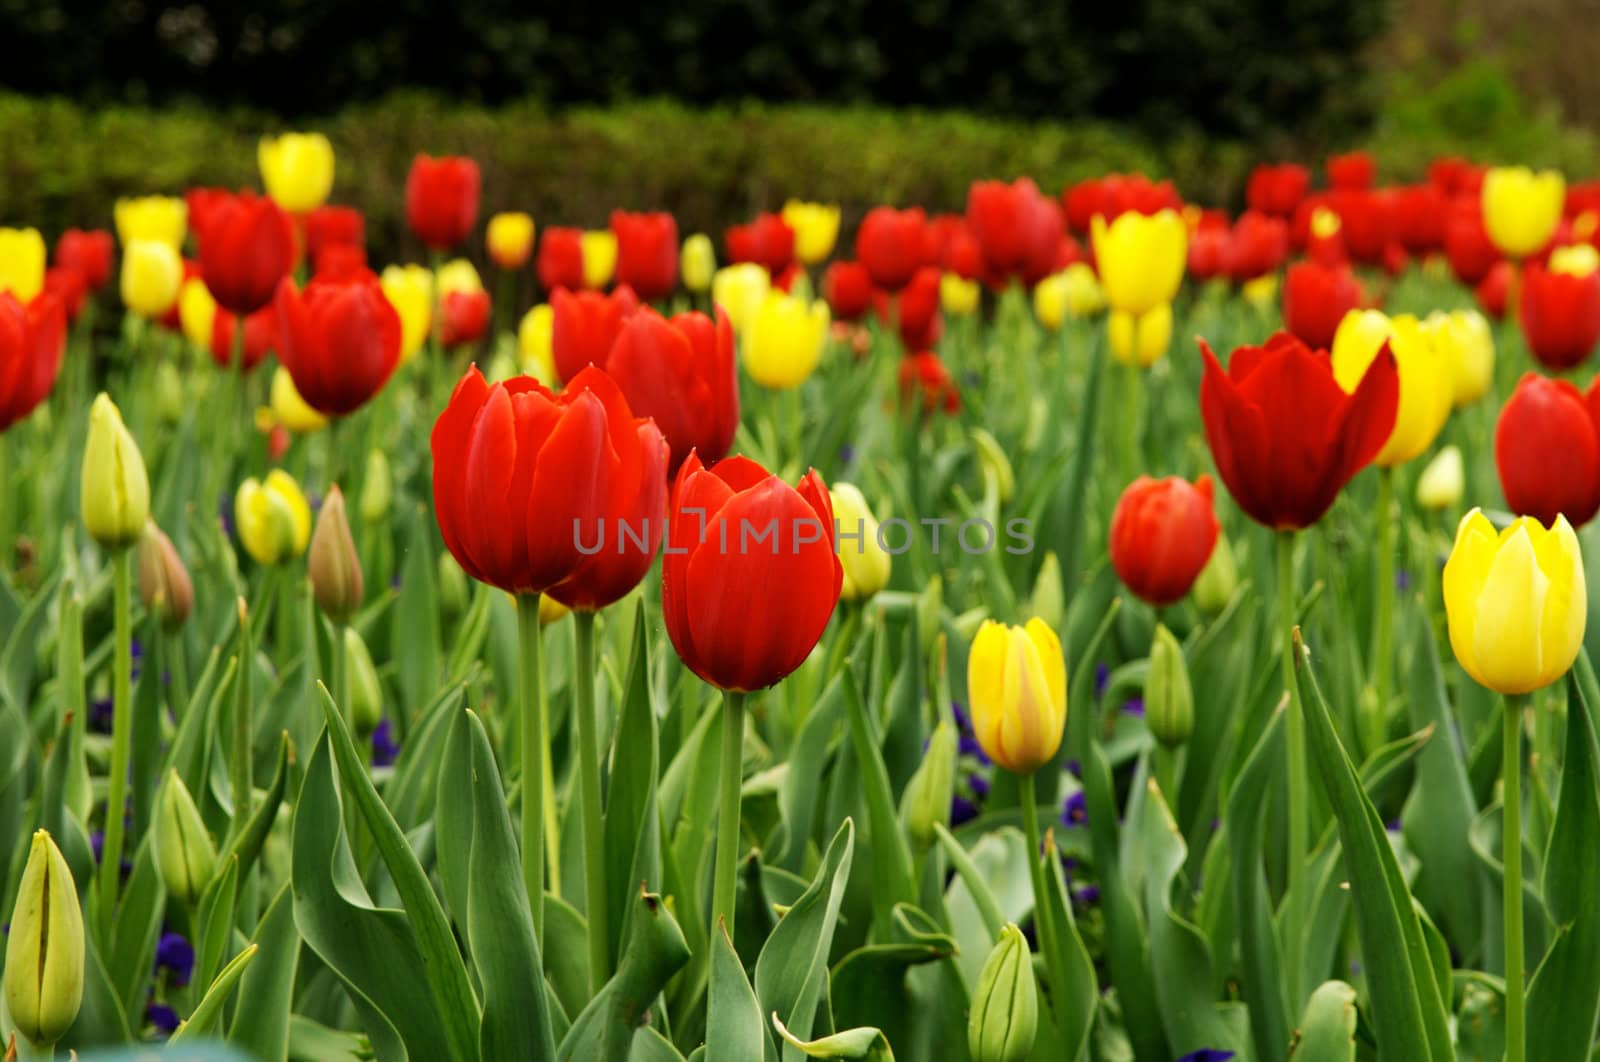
[121,239,183,319]
[581,230,618,289]
[1108,303,1172,368]
[1443,508,1586,695]
[830,482,891,601]
[435,257,483,297]
[1425,308,1494,408]
[81,393,150,552]
[1242,273,1278,307]
[1090,208,1187,315]
[782,200,841,265]
[712,263,771,332]
[1033,272,1070,331]
[1416,445,1464,512]
[1331,309,1452,467]
[380,264,433,363]
[743,291,829,390]
[1550,243,1600,278]
[271,367,328,434]
[113,196,187,250]
[258,132,335,212]
[681,233,716,293]
[3,831,84,1049]
[0,227,46,302]
[178,277,218,349]
[967,617,1067,774]
[1482,166,1565,259]
[235,469,311,565]
[487,212,535,270]
[518,303,556,382]
[940,273,980,317]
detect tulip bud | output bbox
[916,576,944,654]
[435,257,484,298]
[540,593,570,627]
[581,229,618,289]
[1191,532,1239,616]
[940,272,980,316]
[310,486,363,624]
[1417,445,1464,512]
[711,263,770,331]
[258,132,335,213]
[380,264,433,364]
[1028,552,1065,634]
[900,718,957,850]
[1482,166,1565,259]
[0,227,47,302]
[270,366,329,435]
[830,482,891,602]
[437,552,469,616]
[967,924,1037,1062]
[743,291,830,390]
[971,428,1015,505]
[360,450,391,524]
[967,618,1067,775]
[120,238,183,318]
[681,233,716,294]
[81,392,150,551]
[138,521,193,630]
[235,470,311,566]
[487,212,536,271]
[1032,270,1071,331]
[3,830,84,1049]
[1145,625,1194,748]
[517,303,556,382]
[344,627,382,737]
[781,200,841,265]
[154,360,185,425]
[1551,243,1600,278]
[155,770,216,906]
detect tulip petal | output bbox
[1471,522,1550,694]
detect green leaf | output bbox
[393,507,443,718]
[843,666,918,929]
[106,835,167,1022]
[606,600,663,965]
[829,904,960,1055]
[1291,980,1358,1060]
[776,672,846,873]
[194,853,240,993]
[215,729,291,885]
[229,881,301,1062]
[708,922,772,1062]
[169,942,259,1042]
[1036,838,1098,1061]
[771,1012,895,1061]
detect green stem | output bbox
[711,689,747,952]
[572,609,610,992]
[1019,771,1067,1024]
[515,593,546,949]
[332,621,349,740]
[1118,357,1141,488]
[99,549,136,919]
[1277,529,1308,1009]
[231,589,256,838]
[1504,694,1526,1062]
[1369,466,1395,753]
[233,321,248,455]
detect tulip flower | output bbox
[154,769,217,905]
[681,233,716,293]
[1518,259,1600,370]
[1331,310,1453,467]
[550,285,638,383]
[781,200,841,265]
[1282,260,1364,352]
[487,211,536,271]
[856,205,928,291]
[380,264,433,363]
[517,303,555,381]
[968,924,1038,1062]
[1427,308,1494,407]
[405,153,480,250]
[1445,196,1501,286]
[967,617,1066,775]
[743,290,830,390]
[966,177,1057,281]
[581,229,619,290]
[823,261,875,322]
[0,227,46,302]
[940,272,980,316]
[898,351,961,416]
[310,485,363,624]
[44,265,88,323]
[605,307,739,473]
[435,258,490,348]
[893,267,943,349]
[1417,445,1464,513]
[937,218,987,280]
[267,365,328,434]
[1062,173,1182,234]
[1109,475,1219,606]
[360,450,391,524]
[1327,150,1376,189]
[235,469,311,565]
[725,212,796,275]
[178,277,275,372]
[1495,373,1600,527]
[536,226,586,292]
[120,238,183,319]
[1108,304,1172,367]
[114,195,187,249]
[196,190,296,316]
[343,627,383,736]
[611,210,679,299]
[1327,187,1399,267]
[1395,182,1449,254]
[1146,624,1195,748]
[258,132,335,212]
[711,262,772,333]
[1477,260,1514,319]
[1220,211,1289,283]
[274,276,402,416]
[3,831,84,1050]
[1091,209,1186,316]
[81,393,150,551]
[830,482,891,601]
[1246,162,1311,217]
[54,228,114,292]
[1482,166,1565,259]
[305,205,365,264]
[0,291,66,434]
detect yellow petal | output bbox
[1470,522,1550,694]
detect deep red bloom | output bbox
[1327,151,1376,190]
[771,263,804,293]
[1519,261,1600,370]
[897,350,961,416]
[185,187,231,243]
[1428,156,1483,198]
[432,365,667,607]
[1567,181,1600,220]
[1109,475,1220,606]
[196,191,296,315]
[1328,188,1396,266]
[662,452,841,691]
[1019,199,1067,286]
[1394,184,1448,255]
[440,289,492,348]
[305,206,365,263]
[314,244,371,283]
[207,307,277,372]
[1061,173,1182,234]
[273,276,401,415]
[537,227,586,293]
[1477,261,1513,319]
[966,177,1058,280]
[855,206,928,291]
[1222,211,1290,282]
[1188,220,1229,282]
[53,229,113,290]
[551,286,639,383]
[606,307,739,474]
[893,267,943,349]
[0,292,66,433]
[823,261,875,322]
[1496,374,1600,527]
[405,154,481,251]
[925,216,983,280]
[1283,261,1364,352]
[1246,163,1311,217]
[44,267,87,322]
[725,213,795,275]
[611,210,679,300]
[1198,332,1398,530]
[1445,197,1500,286]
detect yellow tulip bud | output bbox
[3,830,84,1049]
[940,272,980,317]
[155,770,216,905]
[1146,624,1194,748]
[517,303,556,382]
[235,469,311,565]
[743,291,830,390]
[381,264,433,363]
[1032,271,1070,331]
[830,482,891,601]
[1061,262,1106,318]
[344,627,383,736]
[258,132,335,212]
[435,257,483,297]
[1482,166,1565,259]
[121,239,184,319]
[967,617,1067,774]
[1424,308,1495,408]
[581,229,618,289]
[1550,243,1600,278]
[81,393,150,551]
[1108,303,1172,368]
[271,366,329,434]
[968,924,1038,1062]
[114,195,187,250]
[360,450,391,524]
[1090,208,1187,315]
[1241,273,1278,307]
[900,718,957,850]
[178,276,218,349]
[486,211,536,270]
[781,200,841,265]
[1331,309,1452,467]
[0,227,47,302]
[309,485,363,624]
[681,233,716,294]
[1416,445,1464,512]
[1444,508,1586,695]
[712,263,771,332]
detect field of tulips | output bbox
[5,135,1600,1062]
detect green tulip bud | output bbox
[900,719,957,850]
[1028,551,1065,634]
[1146,624,1194,748]
[1192,532,1238,616]
[345,627,383,737]
[968,923,1037,1062]
[437,552,469,616]
[915,575,943,652]
[359,450,391,524]
[310,486,364,624]
[81,392,150,551]
[154,360,185,425]
[138,520,193,630]
[155,769,216,905]
[830,482,891,602]
[970,428,1015,505]
[3,830,85,1049]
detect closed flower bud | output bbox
[437,552,469,616]
[487,212,536,270]
[380,264,433,365]
[435,258,483,298]
[344,627,383,736]
[1331,309,1452,467]
[120,239,183,319]
[1146,624,1194,748]
[138,521,193,630]
[155,770,216,906]
[81,393,150,551]
[681,233,716,294]
[581,229,618,289]
[517,303,556,381]
[900,718,957,850]
[258,132,335,213]
[3,830,84,1049]
[830,482,891,602]
[711,263,770,331]
[1482,166,1564,259]
[968,617,1066,774]
[1192,532,1239,616]
[310,486,363,624]
[917,576,944,654]
[154,360,185,425]
[235,469,311,566]
[114,195,186,250]
[743,291,829,390]
[1416,445,1464,512]
[971,428,1015,504]
[1427,308,1494,408]
[968,924,1037,1062]
[781,200,841,265]
[1091,209,1187,315]
[0,227,46,302]
[1108,303,1172,367]
[360,450,391,524]
[940,272,980,316]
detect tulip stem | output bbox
[1504,694,1527,1062]
[1118,359,1140,488]
[1018,771,1066,1028]
[711,689,747,957]
[99,548,136,923]
[572,608,610,993]
[1277,529,1308,1008]
[515,593,546,951]
[231,589,257,843]
[1370,465,1396,753]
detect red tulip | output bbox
[1109,475,1220,606]
[1198,332,1398,530]
[1568,181,1600,221]
[405,154,480,251]
[1519,261,1600,370]
[537,227,586,293]
[898,350,961,416]
[185,187,231,242]
[966,177,1059,280]
[1477,261,1513,319]
[551,286,639,383]
[1061,173,1182,234]
[305,205,365,263]
[1283,261,1364,352]
[1327,151,1375,190]
[314,244,371,283]
[196,191,296,315]
[725,214,795,275]
[1394,183,1447,255]
[1445,197,1500,285]
[1019,199,1067,287]
[934,218,985,280]
[1188,221,1228,282]
[1222,211,1289,283]
[432,365,667,606]
[1495,373,1600,527]
[53,229,113,290]
[662,452,841,691]
[273,276,401,415]
[606,307,739,474]
[893,267,943,349]
[1246,163,1311,218]
[440,289,491,348]
[0,292,66,433]
[823,261,875,322]
[208,307,277,372]
[44,267,87,322]
[1428,156,1483,197]
[1328,188,1395,266]
[856,206,927,291]
[611,210,679,300]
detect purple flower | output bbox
[156,932,194,987]
[1064,759,1082,779]
[1122,696,1145,717]
[90,829,104,863]
[967,773,990,799]
[1072,884,1100,907]
[372,718,400,767]
[839,443,856,465]
[218,492,235,539]
[950,794,979,827]
[1395,569,1411,591]
[147,1002,181,1036]
[1061,790,1088,827]
[1176,1052,1235,1062]
[89,696,115,735]
[1094,662,1110,699]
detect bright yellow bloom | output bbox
[121,240,183,319]
[967,618,1066,774]
[435,257,483,297]
[380,264,433,363]
[1090,209,1187,315]
[830,482,891,601]
[1035,264,1104,330]
[1482,166,1565,259]
[940,273,980,316]
[581,230,618,289]
[0,228,46,302]
[1416,445,1464,512]
[1425,309,1495,408]
[1331,309,1452,467]
[1444,508,1586,695]
[782,200,841,265]
[178,277,217,348]
[743,291,829,390]
[1310,207,1341,240]
[681,233,716,293]
[81,393,150,551]
[712,263,771,332]
[1550,243,1600,277]
[517,303,555,382]
[258,132,335,212]
[235,469,311,565]
[1242,273,1278,307]
[487,212,535,270]
[3,831,84,1049]
[114,196,187,250]
[1108,303,1172,368]
[270,367,328,434]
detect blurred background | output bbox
[0,0,1589,259]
